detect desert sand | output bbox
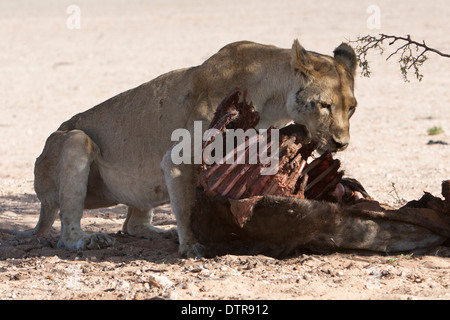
[0,0,449,300]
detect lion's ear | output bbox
[290,39,314,74]
[333,43,357,75]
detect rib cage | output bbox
[198,89,343,201]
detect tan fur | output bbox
[32,40,357,257]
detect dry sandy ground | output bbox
[0,0,449,300]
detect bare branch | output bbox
[348,34,450,82]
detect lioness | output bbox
[31,40,357,257]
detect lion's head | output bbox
[286,39,357,153]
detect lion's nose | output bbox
[331,137,349,151]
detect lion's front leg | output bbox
[122,207,178,240]
[161,150,205,258]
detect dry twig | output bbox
[349,34,450,82]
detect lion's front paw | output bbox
[179,242,205,258]
[58,232,115,250]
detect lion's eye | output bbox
[320,103,332,112]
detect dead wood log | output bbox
[191,89,450,258]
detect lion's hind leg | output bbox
[57,130,115,249]
[34,129,115,250]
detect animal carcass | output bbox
[191,89,450,258]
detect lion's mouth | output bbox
[317,142,342,155]
[281,122,311,143]
[282,123,339,156]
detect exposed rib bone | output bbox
[198,88,343,202]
